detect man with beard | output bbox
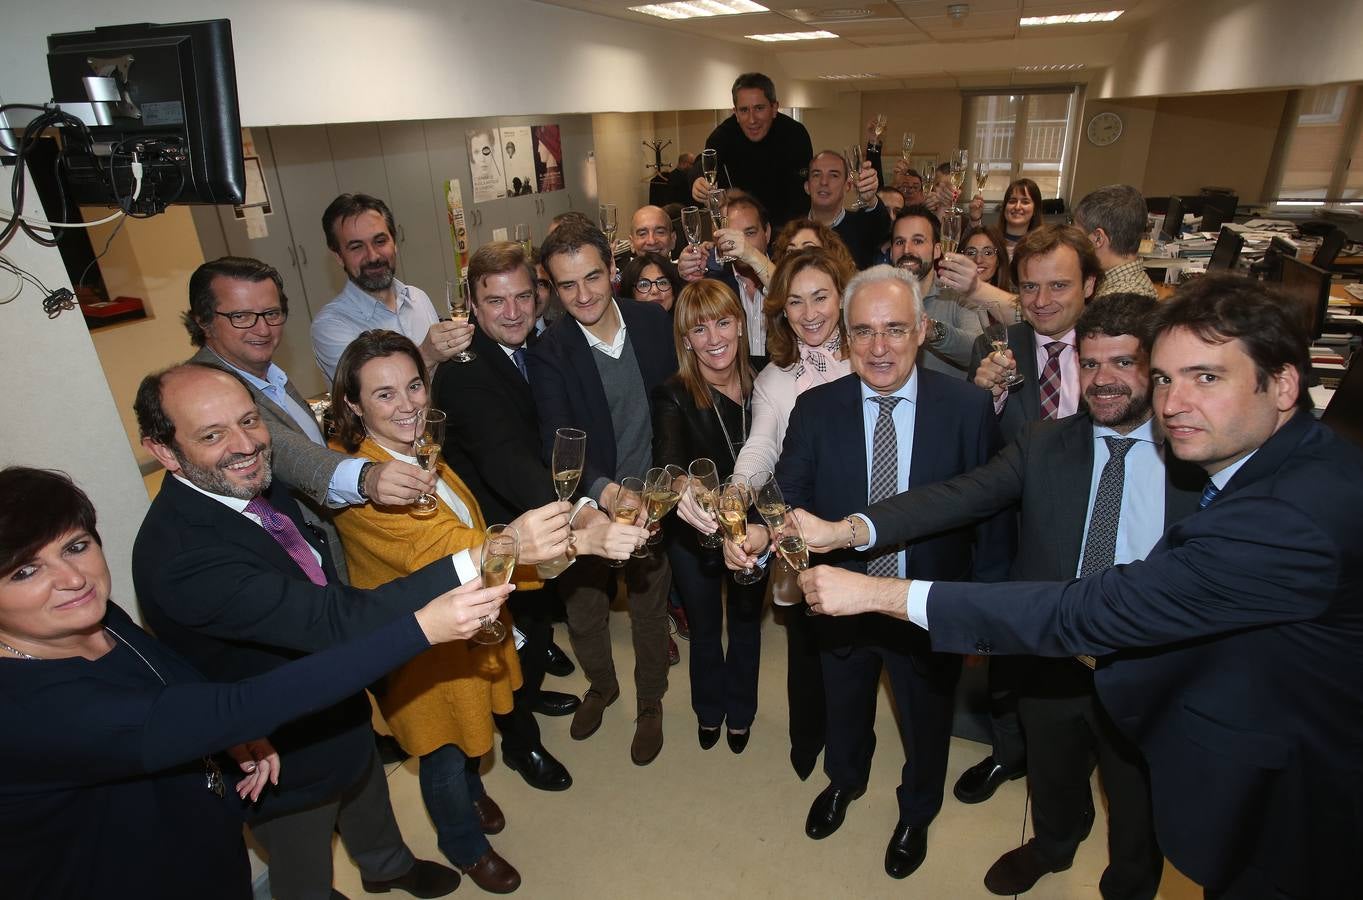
[311,193,474,382]
[794,293,1200,897]
[889,205,984,377]
[132,363,473,900]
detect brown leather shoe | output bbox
[473,793,505,835]
[631,700,664,765]
[569,685,619,740]
[458,848,521,894]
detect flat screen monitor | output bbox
[46,19,244,213]
[1207,226,1244,272]
[1160,195,1184,242]
[1279,256,1331,340]
[1322,352,1363,451]
[1200,204,1227,234]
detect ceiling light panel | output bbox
[629,0,768,21]
[1019,10,1123,26]
[746,29,840,40]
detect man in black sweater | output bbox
[805,149,890,270]
[689,72,813,232]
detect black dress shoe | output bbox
[727,729,750,754]
[361,859,461,897]
[698,725,721,750]
[790,749,819,781]
[983,839,1071,895]
[953,755,1025,804]
[544,641,575,677]
[884,823,929,879]
[374,732,409,765]
[502,746,572,791]
[533,690,581,716]
[804,783,865,839]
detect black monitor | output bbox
[1160,195,1184,242]
[1207,226,1244,272]
[46,20,244,214]
[1322,351,1363,451]
[1313,228,1347,270]
[1200,204,1227,234]
[1279,256,1331,340]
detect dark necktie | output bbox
[1075,437,1136,669]
[512,347,529,381]
[245,496,327,587]
[1039,341,1066,420]
[1199,480,1221,510]
[866,395,902,578]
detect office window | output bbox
[1273,84,1363,207]
[965,89,1079,202]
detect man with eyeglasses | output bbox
[890,205,984,378]
[185,257,435,561]
[726,265,1012,880]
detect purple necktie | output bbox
[1039,341,1066,420]
[245,496,327,587]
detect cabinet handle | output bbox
[299,245,309,266]
[287,245,297,268]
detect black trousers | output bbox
[1020,685,1162,900]
[492,585,554,755]
[986,656,1026,769]
[783,601,826,762]
[822,641,960,826]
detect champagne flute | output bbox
[901,132,916,163]
[701,148,719,187]
[977,308,1024,388]
[873,113,888,141]
[940,207,962,257]
[846,145,868,211]
[444,281,476,363]
[949,148,969,201]
[974,160,990,195]
[551,427,585,502]
[707,188,736,264]
[639,465,683,553]
[608,477,645,568]
[411,408,446,518]
[752,470,788,531]
[719,474,762,586]
[598,204,618,250]
[774,514,810,573]
[688,457,724,549]
[473,525,516,644]
[681,206,704,249]
[513,223,532,256]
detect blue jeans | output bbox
[418,743,490,867]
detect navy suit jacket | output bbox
[927,411,1363,895]
[777,369,1013,653]
[526,297,678,491]
[133,473,460,821]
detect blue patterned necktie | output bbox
[1199,480,1221,510]
[866,395,901,578]
[512,346,529,381]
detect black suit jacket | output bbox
[927,411,1363,895]
[433,326,554,525]
[527,298,678,493]
[778,369,1013,652]
[132,474,460,821]
[969,322,1043,443]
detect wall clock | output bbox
[1086,111,1123,146]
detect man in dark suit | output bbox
[132,364,473,900]
[528,218,679,766]
[800,274,1363,899]
[433,240,583,792]
[733,264,1012,880]
[797,293,1199,898]
[955,224,1105,803]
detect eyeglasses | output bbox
[635,278,673,294]
[849,325,914,345]
[962,247,997,259]
[215,308,287,329]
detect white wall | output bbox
[1,0,778,125]
[0,169,150,623]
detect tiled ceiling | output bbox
[532,0,1169,85]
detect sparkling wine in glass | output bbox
[641,464,684,549]
[873,113,888,140]
[701,148,719,187]
[444,281,476,363]
[608,477,645,568]
[681,206,704,249]
[688,457,724,549]
[513,223,532,256]
[598,204,618,249]
[411,408,446,518]
[551,427,585,501]
[474,525,516,644]
[949,148,969,198]
[707,189,736,264]
[901,132,915,163]
[974,160,991,195]
[752,470,788,531]
[940,207,962,257]
[719,474,762,586]
[774,515,810,572]
[846,144,868,211]
[977,308,1024,388]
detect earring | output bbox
[683,343,692,352]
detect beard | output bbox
[349,260,395,292]
[894,252,933,282]
[1085,385,1152,431]
[174,443,272,500]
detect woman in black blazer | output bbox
[651,280,764,754]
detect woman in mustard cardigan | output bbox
[327,330,602,894]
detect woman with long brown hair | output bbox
[996,177,1045,258]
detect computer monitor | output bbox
[1279,256,1331,340]
[1207,227,1245,272]
[46,19,244,214]
[1160,195,1184,242]
[1313,228,1347,270]
[1322,351,1363,451]
[1200,204,1227,234]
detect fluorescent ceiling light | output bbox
[629,0,767,20]
[1020,11,1123,26]
[1015,63,1086,72]
[818,73,882,80]
[746,30,839,41]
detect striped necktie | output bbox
[1039,341,1066,420]
[866,395,902,578]
[1199,480,1221,510]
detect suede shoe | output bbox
[361,859,461,897]
[473,793,505,835]
[804,783,865,839]
[631,701,664,765]
[502,746,572,792]
[458,849,521,894]
[884,823,928,879]
[953,755,1025,804]
[983,839,1072,895]
[569,685,619,740]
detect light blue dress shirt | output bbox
[1075,418,1167,573]
[311,278,440,382]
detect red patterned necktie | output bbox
[1039,341,1066,420]
[245,496,328,587]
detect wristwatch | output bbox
[929,320,947,345]
[356,461,376,501]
